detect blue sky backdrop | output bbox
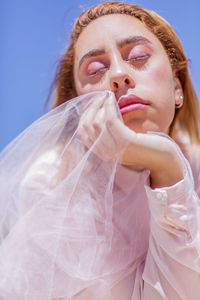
[1,0,200,150]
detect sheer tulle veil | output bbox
[0,91,150,299]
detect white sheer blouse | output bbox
[0,91,200,300]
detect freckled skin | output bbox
[73,14,182,134]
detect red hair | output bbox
[49,2,200,143]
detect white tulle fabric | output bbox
[0,91,150,300]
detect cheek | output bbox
[151,61,175,100]
[75,81,87,96]
[73,72,89,96]
[75,72,109,96]
[143,58,175,107]
[140,59,175,132]
[149,59,174,89]
[75,82,101,96]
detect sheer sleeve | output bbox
[0,91,150,300]
[143,135,200,299]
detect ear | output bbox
[173,74,183,106]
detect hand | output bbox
[77,91,137,162]
[77,91,184,188]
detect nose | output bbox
[109,61,135,92]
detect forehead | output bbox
[75,14,161,59]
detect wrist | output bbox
[149,144,184,189]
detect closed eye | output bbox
[88,66,108,77]
[127,54,150,62]
[126,54,150,70]
[86,60,108,77]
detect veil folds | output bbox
[0,91,150,300]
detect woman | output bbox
[0,2,200,299]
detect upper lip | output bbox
[118,94,150,109]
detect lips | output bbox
[117,94,149,115]
[118,94,149,109]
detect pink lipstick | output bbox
[118,94,149,115]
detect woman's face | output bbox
[73,14,182,133]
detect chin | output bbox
[124,120,162,134]
[123,119,147,133]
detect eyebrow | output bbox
[78,35,152,69]
[117,35,152,48]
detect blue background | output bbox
[1,0,200,150]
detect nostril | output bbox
[125,78,130,84]
[113,82,118,88]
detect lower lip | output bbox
[120,103,148,115]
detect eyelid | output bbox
[86,60,108,77]
[127,54,150,61]
[123,43,152,60]
[88,66,108,77]
[83,43,152,77]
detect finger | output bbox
[85,93,107,117]
[79,94,107,139]
[90,139,116,161]
[92,120,122,161]
[92,106,106,135]
[106,118,136,147]
[88,93,114,136]
[77,126,94,149]
[92,93,129,156]
[103,92,119,121]
[92,92,118,136]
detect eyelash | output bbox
[126,55,150,69]
[88,55,150,77]
[127,54,150,61]
[89,67,107,77]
